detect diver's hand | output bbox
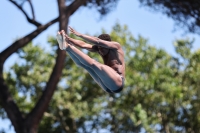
[68,26,81,37]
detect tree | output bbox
[1,0,200,132]
[138,0,200,34]
[4,23,200,133]
[0,0,120,133]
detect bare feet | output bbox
[56,30,69,50]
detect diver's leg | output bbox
[66,44,122,91]
[67,50,112,93]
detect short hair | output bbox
[98,34,111,41]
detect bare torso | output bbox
[99,48,125,78]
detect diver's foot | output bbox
[56,31,68,50]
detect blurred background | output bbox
[0,0,200,133]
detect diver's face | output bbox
[98,46,109,56]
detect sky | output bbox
[0,0,200,132]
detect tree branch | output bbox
[0,17,58,64]
[9,0,41,27]
[66,0,87,15]
[27,0,36,20]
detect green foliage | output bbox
[2,23,200,133]
[174,38,194,59]
[4,42,55,114]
